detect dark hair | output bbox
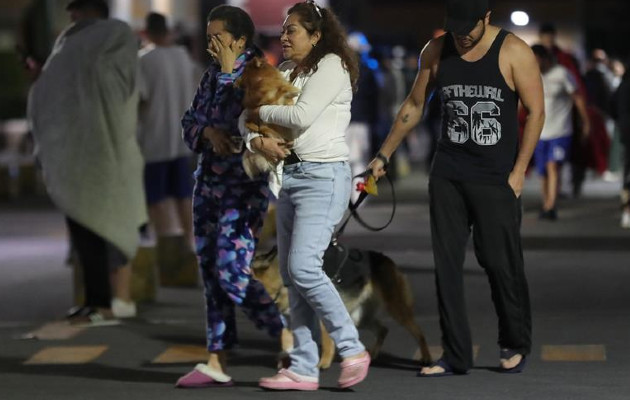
[66,0,109,18]
[531,44,552,61]
[286,2,359,92]
[539,23,557,35]
[207,5,256,49]
[145,12,168,37]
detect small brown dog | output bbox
[236,57,300,179]
[252,245,433,369]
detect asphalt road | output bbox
[1,169,629,400]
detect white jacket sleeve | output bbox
[259,55,349,130]
[237,111,262,153]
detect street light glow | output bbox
[511,11,530,26]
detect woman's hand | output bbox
[251,136,291,162]
[203,126,233,156]
[207,35,239,74]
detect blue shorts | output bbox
[144,157,194,205]
[534,136,572,175]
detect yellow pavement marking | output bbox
[152,345,208,364]
[24,346,108,365]
[20,321,85,340]
[541,345,606,362]
[415,345,480,362]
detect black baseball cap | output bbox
[444,0,489,35]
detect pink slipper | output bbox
[175,364,234,388]
[338,352,371,389]
[259,369,319,391]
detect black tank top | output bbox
[431,29,518,184]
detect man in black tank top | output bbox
[368,0,545,376]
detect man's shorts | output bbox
[534,136,572,175]
[144,156,194,205]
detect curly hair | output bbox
[287,2,359,92]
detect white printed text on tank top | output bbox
[440,84,504,146]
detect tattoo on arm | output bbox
[401,114,409,123]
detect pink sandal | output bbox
[259,369,319,391]
[338,352,371,389]
[175,364,234,388]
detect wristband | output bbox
[375,152,389,169]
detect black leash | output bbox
[332,169,396,242]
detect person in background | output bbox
[246,1,370,391]
[611,60,630,228]
[175,5,285,389]
[584,49,620,182]
[538,23,586,95]
[531,44,590,220]
[538,23,593,197]
[137,12,198,286]
[28,0,146,324]
[370,0,544,376]
[606,58,626,180]
[346,31,379,198]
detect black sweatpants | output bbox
[428,176,532,373]
[66,218,127,309]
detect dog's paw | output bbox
[412,348,434,366]
[242,152,272,179]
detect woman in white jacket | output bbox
[247,0,370,391]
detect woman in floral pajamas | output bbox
[176,5,284,388]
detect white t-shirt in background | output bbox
[137,44,197,163]
[540,64,578,141]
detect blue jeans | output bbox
[277,161,365,377]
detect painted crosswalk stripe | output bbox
[24,346,108,365]
[19,321,85,340]
[152,345,208,364]
[541,345,606,361]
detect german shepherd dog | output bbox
[235,57,300,179]
[252,244,432,369]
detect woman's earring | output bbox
[312,43,316,48]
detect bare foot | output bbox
[500,353,523,370]
[207,351,228,375]
[419,364,446,376]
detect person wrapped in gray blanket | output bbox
[27,0,147,325]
